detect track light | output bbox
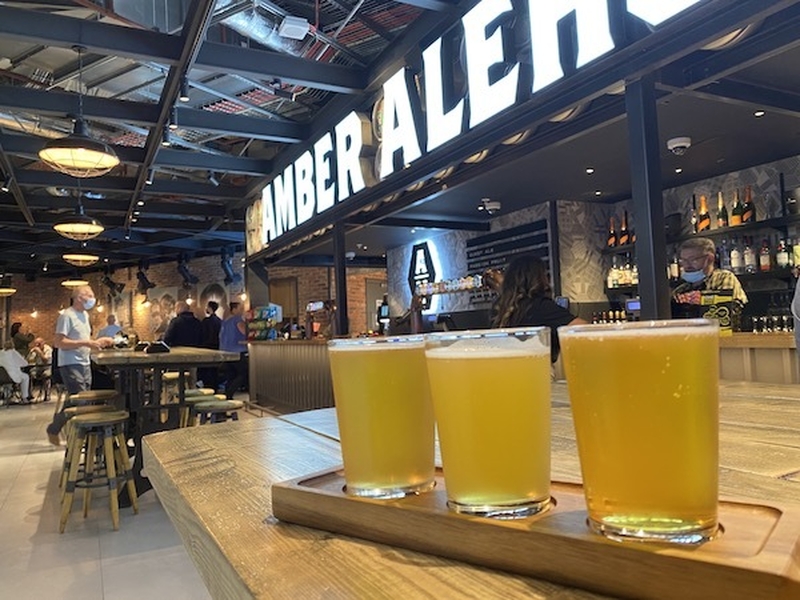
[145,169,154,185]
[208,172,219,187]
[1,175,10,193]
[177,256,199,289]
[179,77,190,102]
[220,250,242,286]
[102,275,126,297]
[168,106,178,130]
[161,129,171,147]
[136,267,155,295]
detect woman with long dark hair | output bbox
[491,255,585,362]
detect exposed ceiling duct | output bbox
[216,0,306,56]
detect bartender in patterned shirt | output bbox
[672,237,748,309]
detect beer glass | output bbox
[425,327,552,518]
[328,335,435,499]
[559,319,719,544]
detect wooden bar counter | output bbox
[142,381,800,599]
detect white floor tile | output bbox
[0,398,212,599]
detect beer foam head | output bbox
[329,335,425,352]
[425,329,549,358]
[559,319,717,341]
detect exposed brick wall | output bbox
[4,256,384,343]
[265,265,386,335]
[5,253,246,345]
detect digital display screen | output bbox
[625,298,641,312]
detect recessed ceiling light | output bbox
[675,167,683,173]
[137,200,145,206]
[410,228,416,234]
[585,167,595,174]
[754,110,766,118]
[594,190,602,196]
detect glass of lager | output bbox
[425,327,552,518]
[559,319,719,544]
[328,335,435,499]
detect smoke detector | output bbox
[666,136,692,156]
[478,198,502,215]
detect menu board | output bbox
[466,219,551,307]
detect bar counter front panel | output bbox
[250,334,800,413]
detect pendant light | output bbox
[61,278,90,288]
[53,179,104,241]
[62,253,100,267]
[38,46,119,178]
[0,274,16,297]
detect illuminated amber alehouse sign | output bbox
[246,0,702,256]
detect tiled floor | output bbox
[0,396,255,599]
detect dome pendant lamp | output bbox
[38,46,119,178]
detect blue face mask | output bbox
[83,298,96,310]
[681,270,706,284]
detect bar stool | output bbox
[60,410,138,533]
[60,404,120,491]
[191,398,244,425]
[179,388,216,428]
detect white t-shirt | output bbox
[55,307,92,366]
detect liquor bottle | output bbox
[607,216,617,248]
[730,189,744,226]
[669,250,680,281]
[697,195,711,232]
[742,185,757,223]
[743,237,757,274]
[730,237,744,275]
[759,238,772,272]
[720,238,732,270]
[716,191,728,228]
[776,239,790,269]
[618,211,630,246]
[793,237,800,269]
[690,194,698,233]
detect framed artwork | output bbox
[148,286,178,338]
[111,291,133,331]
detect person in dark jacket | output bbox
[163,302,203,348]
[198,301,222,390]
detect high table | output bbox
[93,347,239,498]
[142,381,800,599]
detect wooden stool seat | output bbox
[60,410,138,533]
[184,388,215,397]
[191,399,244,425]
[213,394,228,401]
[162,372,182,381]
[69,389,118,403]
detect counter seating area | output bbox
[143,381,800,599]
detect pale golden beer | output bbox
[559,319,719,544]
[425,328,551,518]
[328,335,435,498]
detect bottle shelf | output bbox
[677,213,800,243]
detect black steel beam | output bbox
[173,106,306,142]
[674,79,800,119]
[347,217,490,231]
[625,75,670,319]
[0,6,182,64]
[22,194,228,217]
[0,86,306,141]
[393,0,457,11]
[13,170,245,201]
[0,132,272,176]
[195,41,366,94]
[0,139,34,225]
[0,5,366,94]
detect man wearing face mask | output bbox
[46,285,115,445]
[672,237,748,309]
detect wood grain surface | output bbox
[93,347,240,366]
[143,381,800,599]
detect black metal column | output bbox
[332,222,349,336]
[625,75,670,319]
